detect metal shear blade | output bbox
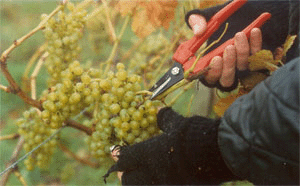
[149,62,184,100]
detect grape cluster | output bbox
[84,63,161,161]
[128,32,170,81]
[41,60,101,129]
[42,2,87,86]
[16,108,58,170]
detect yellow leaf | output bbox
[213,89,247,117]
[248,50,278,72]
[116,0,138,16]
[132,8,156,38]
[282,35,297,56]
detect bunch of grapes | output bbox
[128,32,170,82]
[16,108,58,170]
[84,63,161,161]
[40,60,101,129]
[42,2,87,86]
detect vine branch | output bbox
[65,120,95,136]
[58,143,100,168]
[0,134,20,141]
[0,5,62,64]
[0,5,63,111]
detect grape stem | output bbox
[65,119,95,136]
[104,15,131,74]
[22,44,46,93]
[13,169,27,186]
[0,137,25,186]
[30,52,48,100]
[58,143,100,168]
[101,0,117,41]
[121,37,146,63]
[187,94,195,116]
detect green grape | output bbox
[75,82,84,92]
[121,101,129,109]
[124,91,134,102]
[82,87,91,96]
[120,109,130,122]
[81,73,91,84]
[116,70,127,81]
[91,88,100,98]
[147,106,157,115]
[68,94,79,105]
[127,107,136,115]
[130,120,140,130]
[116,63,125,70]
[112,78,122,88]
[140,118,149,128]
[58,93,68,104]
[124,133,135,144]
[84,95,94,104]
[47,92,57,102]
[121,122,130,132]
[140,131,150,140]
[73,66,83,76]
[109,103,121,114]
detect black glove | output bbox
[103,107,239,185]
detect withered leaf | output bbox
[282,35,297,56]
[213,89,248,117]
[141,0,178,30]
[117,0,178,38]
[248,50,279,72]
[116,0,138,16]
[132,9,156,38]
[240,72,269,91]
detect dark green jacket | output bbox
[188,0,300,184]
[219,58,299,185]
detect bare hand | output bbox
[189,14,262,88]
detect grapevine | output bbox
[1,0,213,185]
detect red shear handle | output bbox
[173,0,247,64]
[184,12,272,77]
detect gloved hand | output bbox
[185,2,263,92]
[103,107,239,185]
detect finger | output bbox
[205,56,223,85]
[234,32,249,71]
[188,14,207,36]
[250,28,262,55]
[220,45,236,87]
[110,146,123,181]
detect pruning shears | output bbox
[149,0,271,100]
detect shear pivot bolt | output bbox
[171,67,180,75]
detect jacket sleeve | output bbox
[218,58,299,185]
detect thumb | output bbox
[188,14,207,36]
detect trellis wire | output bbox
[0,107,90,177]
